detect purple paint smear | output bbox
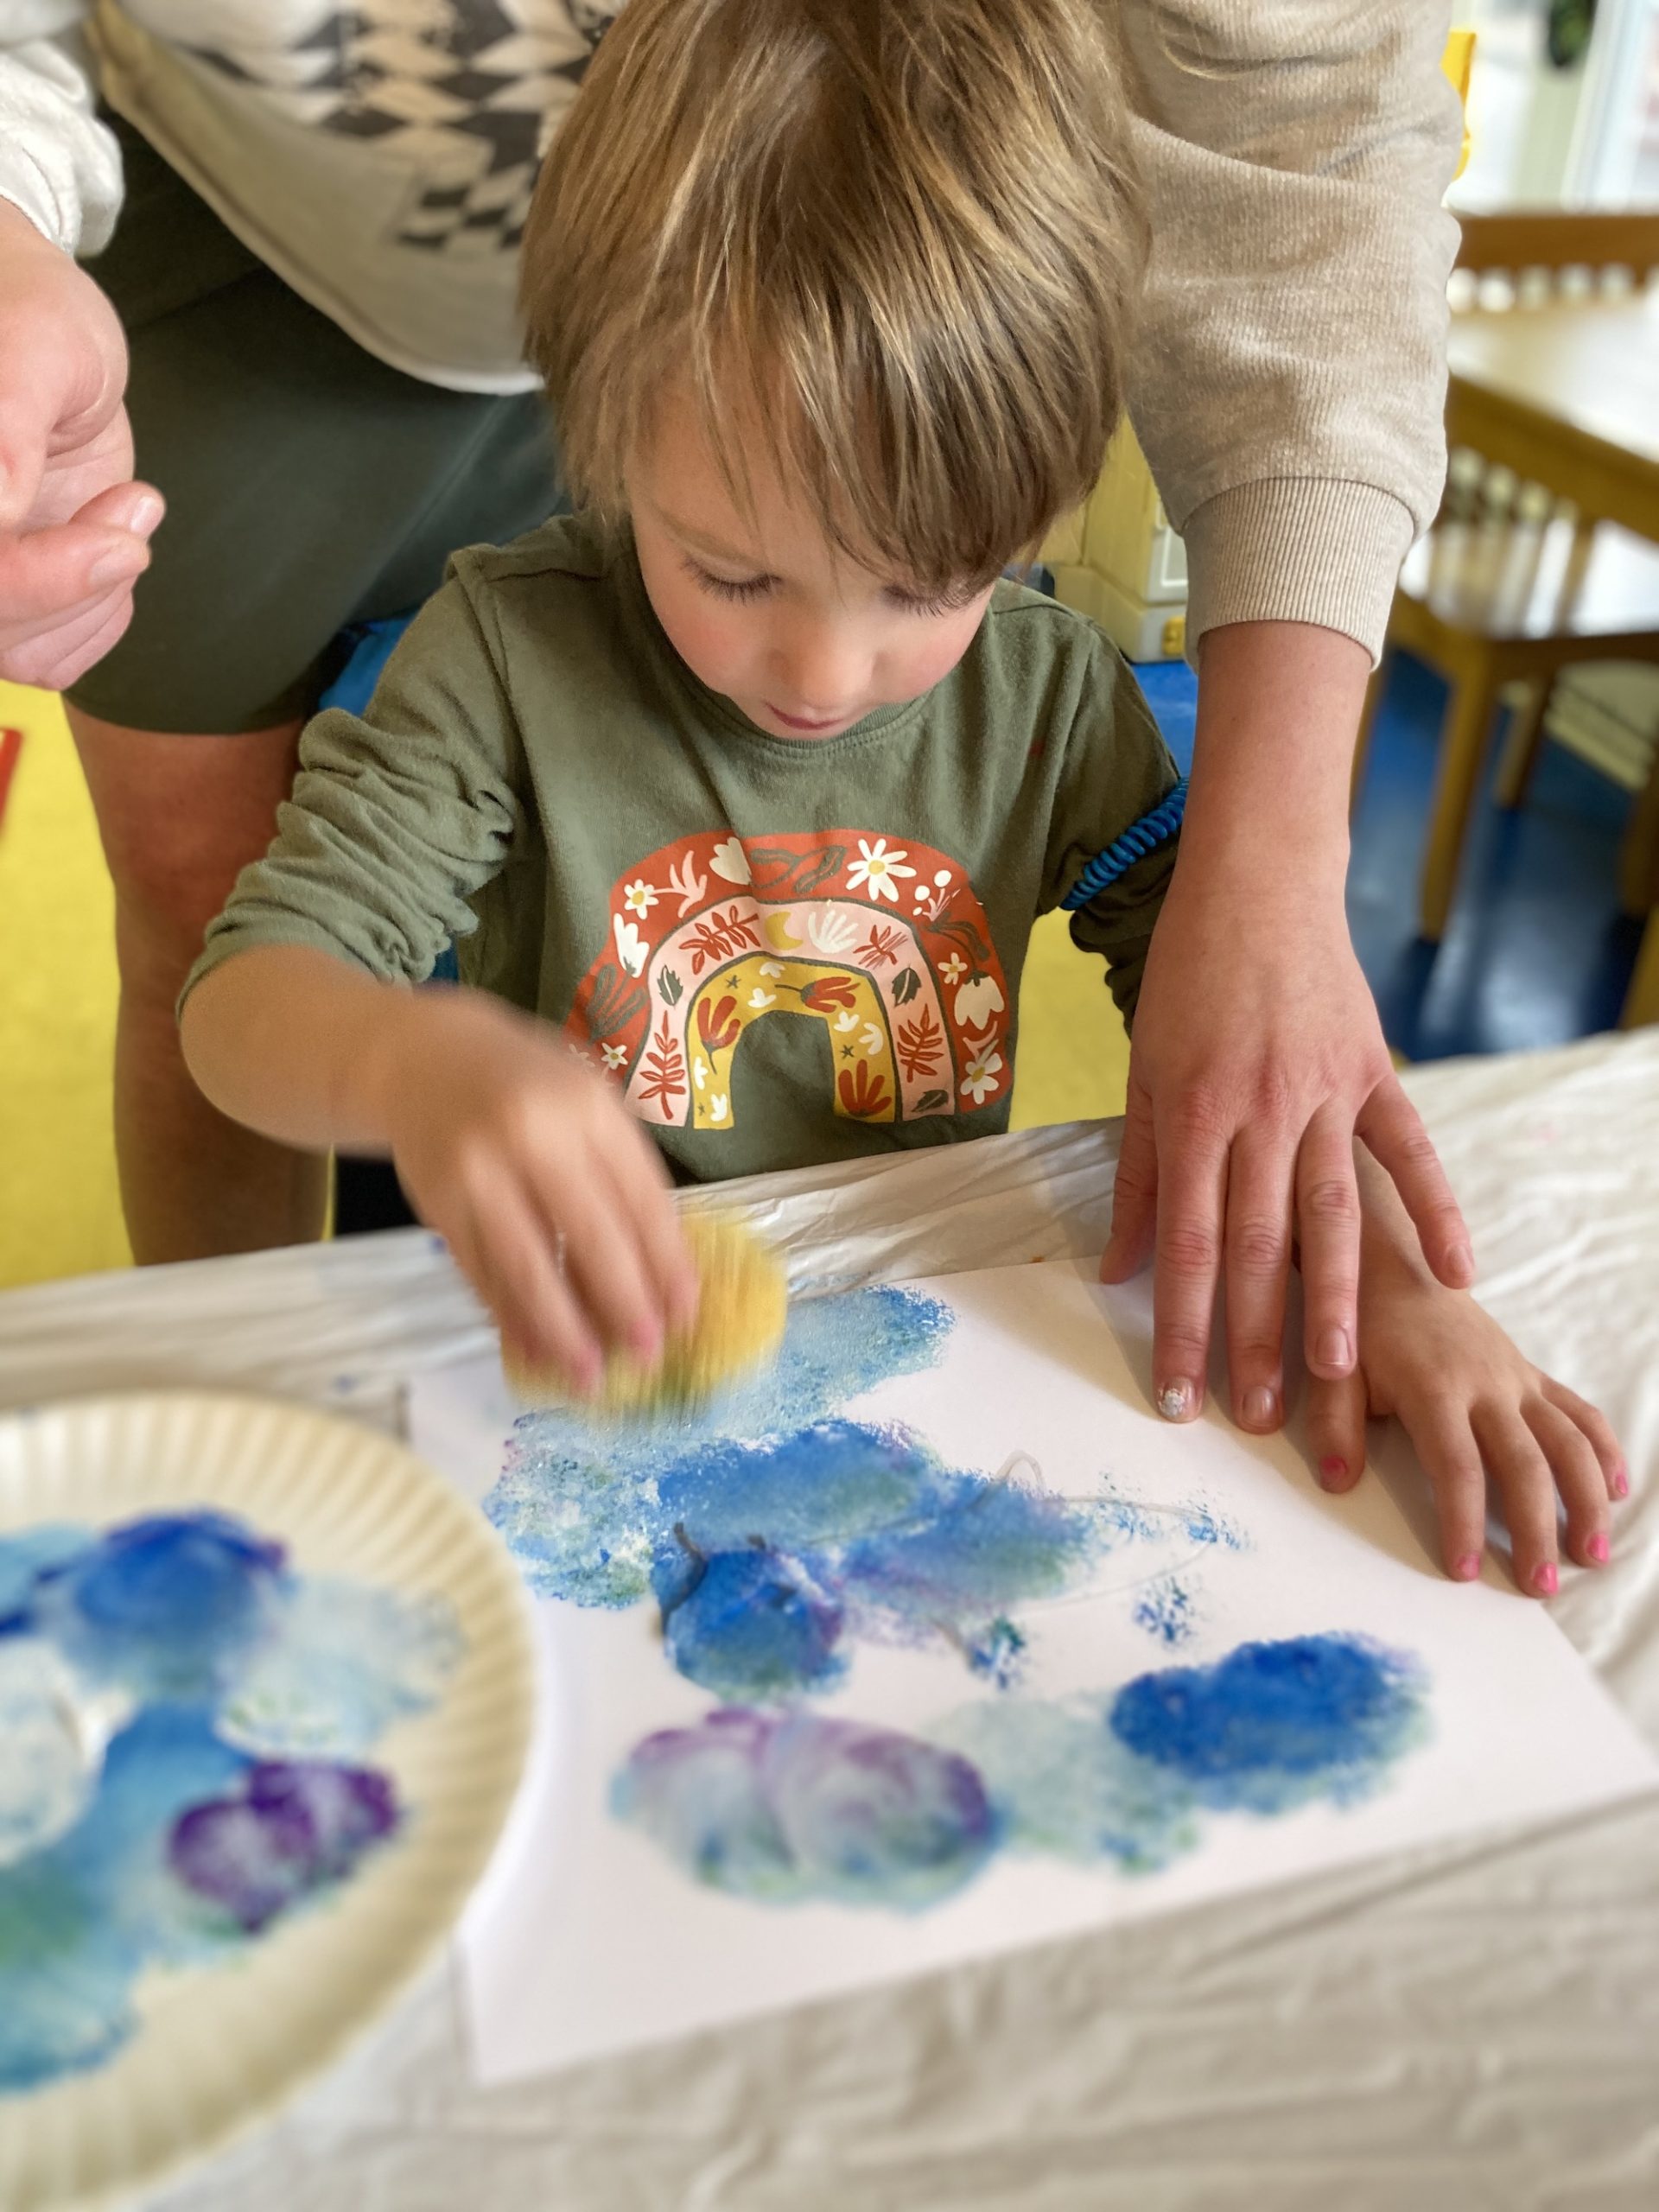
[169,1761,401,1931]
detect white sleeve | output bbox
[0,3,122,257]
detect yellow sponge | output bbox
[505,1210,787,1418]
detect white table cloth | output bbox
[3,1031,1656,2210]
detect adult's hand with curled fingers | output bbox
[0,194,162,690]
[1100,621,1473,1436]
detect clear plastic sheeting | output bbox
[1,1031,1656,2210]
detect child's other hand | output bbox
[380,993,698,1394]
[1306,1224,1627,1598]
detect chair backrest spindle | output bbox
[1450,210,1659,311]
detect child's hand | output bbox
[1306,1162,1627,1597]
[381,993,699,1395]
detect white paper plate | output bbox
[0,1390,536,2212]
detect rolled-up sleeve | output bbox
[1121,0,1463,659]
[184,575,526,1005]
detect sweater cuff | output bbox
[1180,479,1416,666]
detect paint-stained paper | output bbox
[409,1259,1657,2085]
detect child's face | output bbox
[629,386,997,742]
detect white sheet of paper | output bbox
[409,1259,1657,2086]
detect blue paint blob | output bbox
[0,1524,89,1624]
[645,1422,1147,1697]
[0,1707,251,2092]
[658,1547,846,1702]
[506,1400,1165,1700]
[655,1420,926,1555]
[486,1285,954,1604]
[1109,1634,1429,1812]
[23,1512,285,1701]
[836,1473,1107,1622]
[486,1282,1247,1707]
[614,1707,995,1910]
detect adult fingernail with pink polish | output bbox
[1612,1466,1630,1500]
[1319,1456,1348,1488]
[1586,1532,1610,1565]
[1453,1553,1482,1581]
[1532,1561,1559,1598]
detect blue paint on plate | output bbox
[0,1510,461,2096]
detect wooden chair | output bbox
[1352,211,1659,941]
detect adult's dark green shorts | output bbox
[65,114,563,735]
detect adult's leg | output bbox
[67,707,327,1261]
[62,118,560,1259]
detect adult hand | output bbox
[1100,620,1472,1433]
[0,195,162,690]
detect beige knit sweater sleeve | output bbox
[1122,1,1463,660]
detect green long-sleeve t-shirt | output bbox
[187,512,1179,1182]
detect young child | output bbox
[179,0,1624,1598]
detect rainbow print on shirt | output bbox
[563,830,1011,1132]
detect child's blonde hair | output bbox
[521,0,1145,592]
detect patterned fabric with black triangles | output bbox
[87,3,627,388]
[176,3,620,254]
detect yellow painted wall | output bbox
[0,682,129,1287]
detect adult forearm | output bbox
[180,946,419,1154]
[1176,620,1368,892]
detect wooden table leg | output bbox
[1624,906,1659,1027]
[1492,676,1554,810]
[1618,746,1659,919]
[1421,656,1502,941]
